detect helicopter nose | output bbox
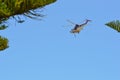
[70,30,73,33]
[70,29,74,33]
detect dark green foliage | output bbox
[105,20,120,32]
[0,36,9,51]
[0,0,57,21]
[0,25,8,30]
[0,0,56,51]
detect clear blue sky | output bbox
[0,0,120,80]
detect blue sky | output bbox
[0,0,120,80]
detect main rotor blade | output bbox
[67,20,76,25]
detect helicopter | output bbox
[67,19,91,34]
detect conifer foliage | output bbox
[0,0,56,51]
[0,36,9,51]
[105,20,120,32]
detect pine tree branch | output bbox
[105,20,120,32]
